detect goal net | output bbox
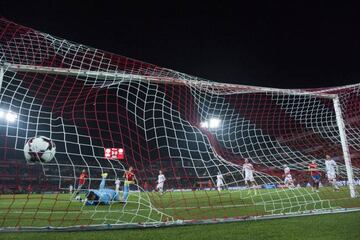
[0,18,359,231]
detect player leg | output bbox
[155,183,159,192]
[290,175,296,188]
[98,173,108,191]
[328,173,339,191]
[159,184,164,194]
[99,177,106,190]
[313,178,318,192]
[316,176,320,191]
[311,176,316,192]
[331,178,339,191]
[332,178,339,191]
[73,184,83,199]
[159,183,164,195]
[313,175,320,192]
[248,173,257,195]
[286,176,295,189]
[284,177,289,188]
[289,179,295,189]
[244,178,251,194]
[251,180,257,195]
[113,190,120,202]
[123,184,129,202]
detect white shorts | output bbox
[245,173,255,182]
[217,181,224,187]
[156,182,164,189]
[327,172,336,180]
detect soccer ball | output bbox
[75,196,82,202]
[24,136,56,163]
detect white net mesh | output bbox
[0,18,359,230]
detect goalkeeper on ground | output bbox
[84,173,119,205]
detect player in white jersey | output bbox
[325,155,339,191]
[115,178,121,194]
[156,170,166,195]
[242,159,257,194]
[216,172,224,192]
[283,165,295,189]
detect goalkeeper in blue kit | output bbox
[84,173,119,205]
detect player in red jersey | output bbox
[74,169,88,198]
[123,166,136,202]
[308,160,321,192]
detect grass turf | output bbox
[0,186,360,228]
[1,211,360,240]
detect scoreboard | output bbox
[104,148,124,160]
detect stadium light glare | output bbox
[209,118,221,129]
[200,121,208,128]
[0,109,18,123]
[200,118,221,129]
[6,112,17,122]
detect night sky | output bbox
[1,1,360,89]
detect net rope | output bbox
[0,18,359,229]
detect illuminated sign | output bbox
[104,148,124,160]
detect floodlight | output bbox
[200,121,208,128]
[200,118,221,129]
[5,112,17,122]
[208,118,221,129]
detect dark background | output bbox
[1,1,360,88]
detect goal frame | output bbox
[1,62,358,199]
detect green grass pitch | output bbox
[1,186,360,239]
[1,211,360,240]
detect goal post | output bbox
[333,96,358,198]
[1,18,360,231]
[0,66,3,91]
[7,63,357,199]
